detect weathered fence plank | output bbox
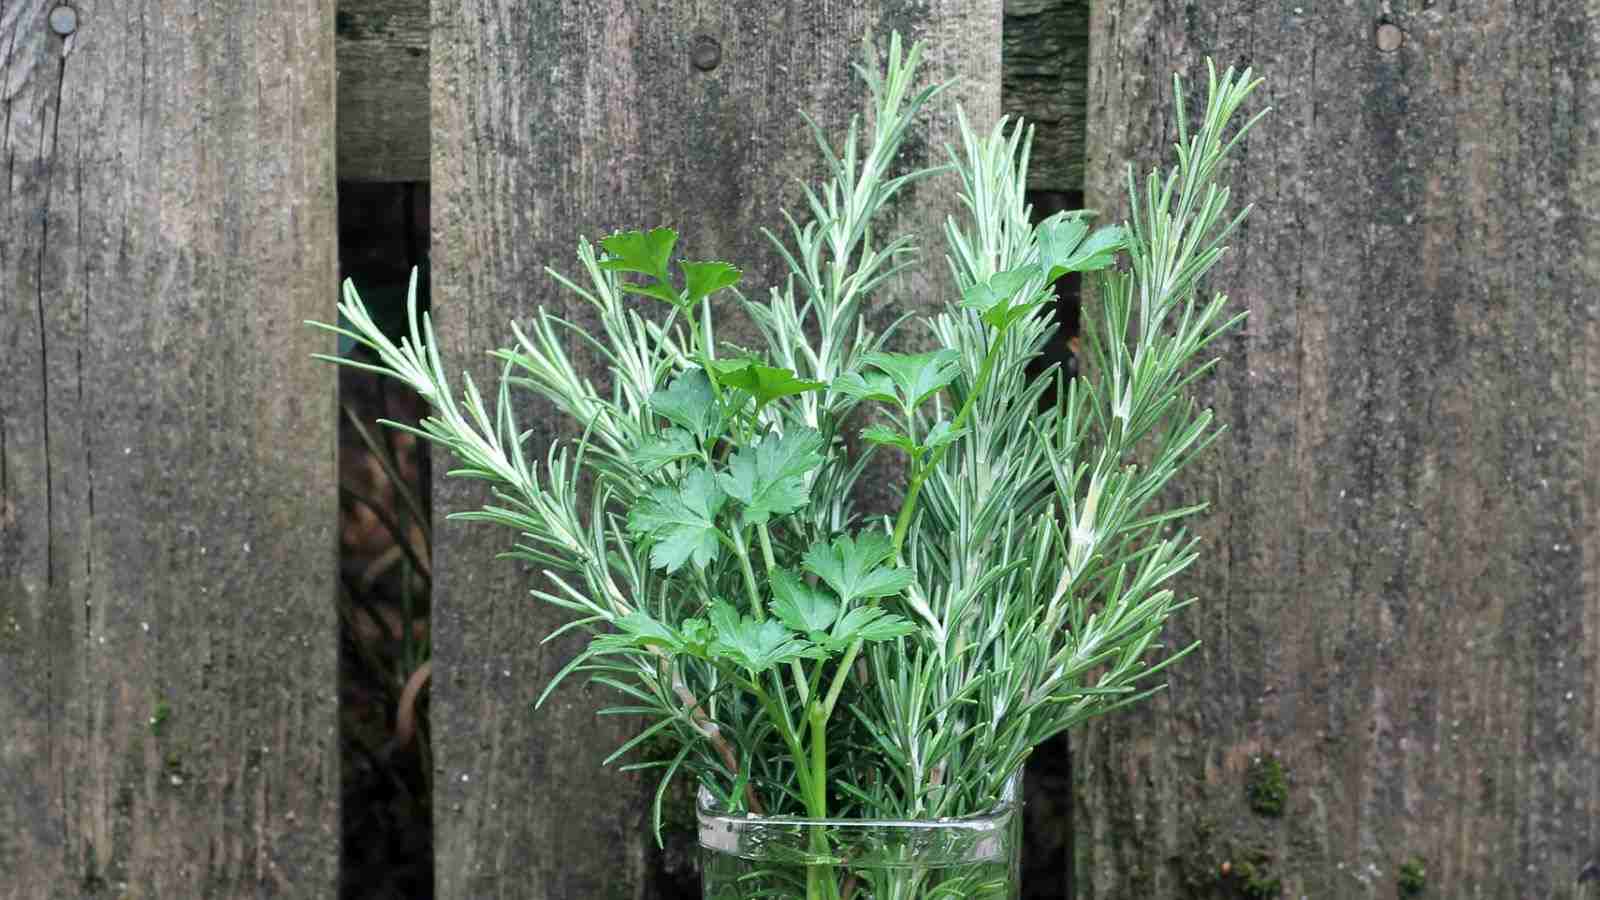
[336,0,1077,193]
[428,3,999,896]
[0,0,339,895]
[1075,4,1600,897]
[1001,0,1089,193]
[337,0,429,182]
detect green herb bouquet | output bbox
[314,34,1263,900]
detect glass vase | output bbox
[696,782,1022,900]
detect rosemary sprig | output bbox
[309,36,1262,871]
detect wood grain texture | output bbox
[1075,3,1600,897]
[0,0,339,895]
[1002,0,1089,192]
[333,0,1077,189]
[337,0,429,182]
[428,2,999,896]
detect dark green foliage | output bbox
[149,700,171,737]
[1247,755,1288,817]
[1398,857,1426,896]
[1233,858,1282,899]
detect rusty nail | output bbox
[1375,22,1404,53]
[49,5,77,36]
[690,34,722,72]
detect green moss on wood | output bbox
[1398,856,1427,896]
[148,700,171,737]
[1172,823,1287,900]
[1246,755,1288,817]
[1234,859,1282,899]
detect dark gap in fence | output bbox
[336,181,436,900]
[1018,186,1086,900]
[1025,188,1088,382]
[1003,6,1090,899]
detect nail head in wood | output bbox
[49,5,77,36]
[1375,23,1404,53]
[690,35,721,72]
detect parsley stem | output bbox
[757,522,778,573]
[820,639,863,719]
[803,700,834,900]
[791,661,811,707]
[769,666,798,749]
[807,700,828,818]
[890,323,1009,559]
[730,527,765,621]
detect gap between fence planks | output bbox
[1,0,339,894]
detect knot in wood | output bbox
[49,5,78,36]
[690,34,722,72]
[1375,23,1404,53]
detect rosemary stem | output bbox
[749,680,810,798]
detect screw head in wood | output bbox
[690,35,722,72]
[49,5,77,36]
[1375,22,1404,52]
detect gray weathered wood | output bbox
[1074,4,1600,897]
[1001,0,1089,193]
[337,0,429,182]
[0,0,339,894]
[334,0,1080,190]
[428,3,999,896]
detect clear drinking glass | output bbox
[697,781,1022,900]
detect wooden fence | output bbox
[3,1,1596,897]
[1075,5,1600,897]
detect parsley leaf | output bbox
[717,427,825,524]
[599,227,676,282]
[959,265,1044,330]
[707,601,823,673]
[861,423,917,455]
[861,350,962,413]
[596,230,747,310]
[801,532,914,604]
[650,369,720,441]
[832,370,899,405]
[679,618,714,657]
[861,420,966,460]
[631,427,700,472]
[768,568,840,635]
[681,260,742,306]
[1038,214,1125,280]
[706,358,827,410]
[829,605,917,646]
[626,467,727,571]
